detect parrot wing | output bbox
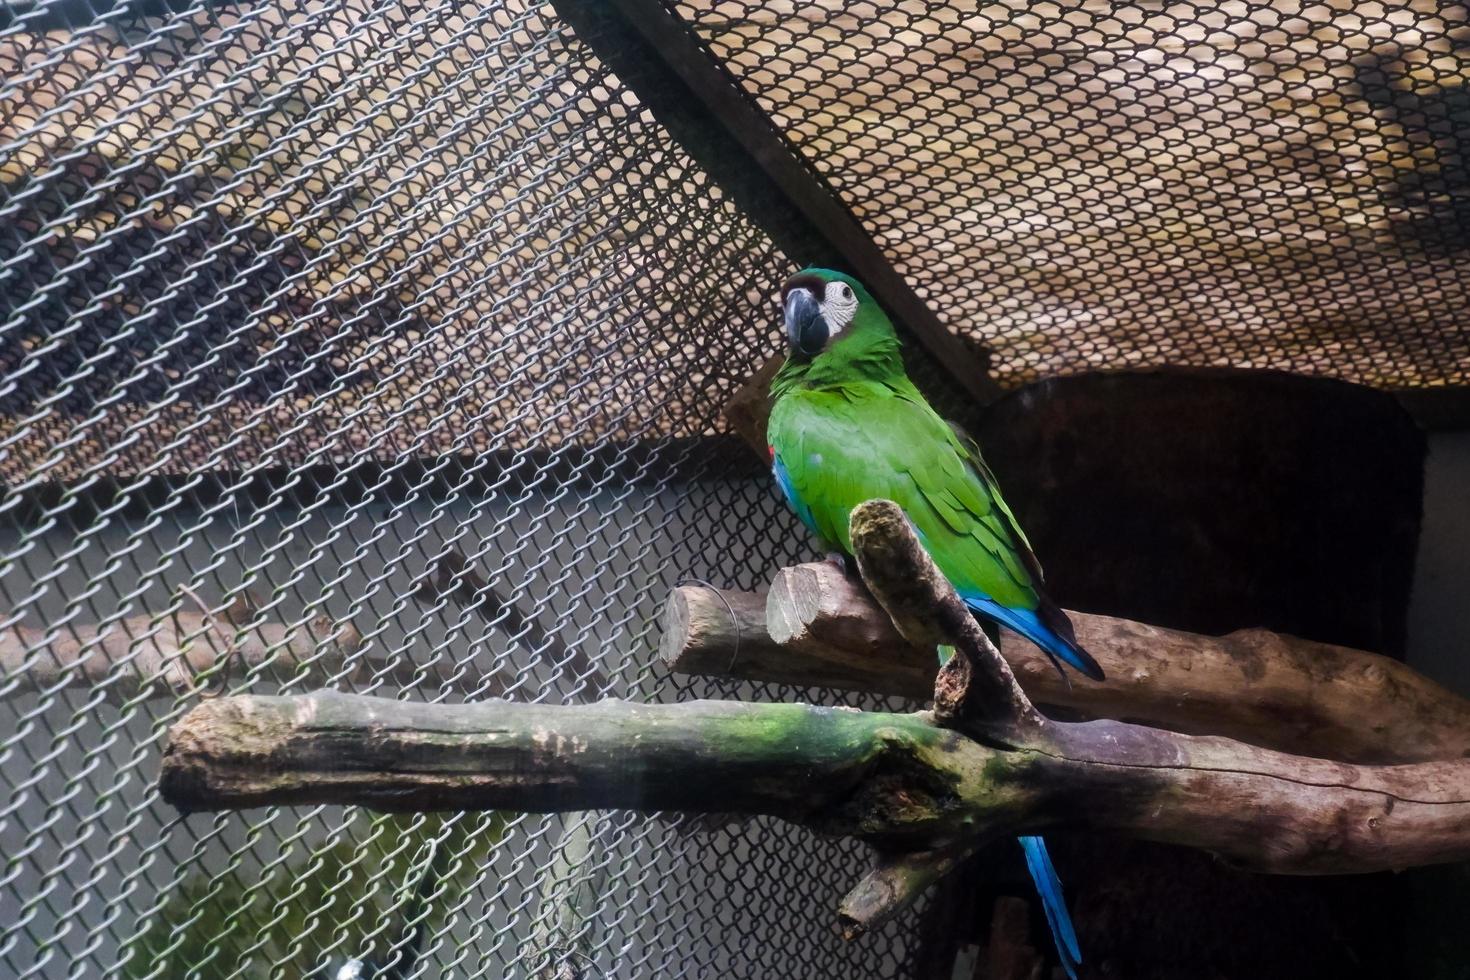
[940,412,1099,677]
[944,418,1047,585]
[770,384,1040,611]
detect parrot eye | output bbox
[825,281,855,305]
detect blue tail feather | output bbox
[960,595,1105,682]
[1019,835,1081,980]
[947,636,1084,974]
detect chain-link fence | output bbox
[2,0,1467,978]
[0,1,938,975]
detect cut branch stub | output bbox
[657,585,776,680]
[767,563,926,672]
[838,845,975,940]
[848,499,1042,733]
[659,571,932,698]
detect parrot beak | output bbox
[783,287,827,356]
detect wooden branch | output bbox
[417,550,610,979]
[1,595,363,702]
[765,563,933,693]
[160,692,1470,898]
[838,845,975,941]
[661,572,928,696]
[664,561,1470,766]
[659,575,931,696]
[160,693,944,826]
[722,354,784,458]
[848,500,1041,734]
[157,501,1470,942]
[657,585,777,679]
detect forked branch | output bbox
[847,500,1042,735]
[158,499,1470,940]
[662,564,1470,766]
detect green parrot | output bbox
[766,267,1101,980]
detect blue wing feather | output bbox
[772,452,820,537]
[960,593,1105,681]
[939,619,1086,979]
[940,638,1086,979]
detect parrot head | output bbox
[779,268,894,360]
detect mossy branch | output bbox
[159,693,1470,907]
[847,500,1043,736]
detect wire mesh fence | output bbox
[0,1,937,976]
[674,0,1470,390]
[4,0,1468,978]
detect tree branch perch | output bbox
[838,845,976,941]
[158,499,1470,941]
[159,693,1470,900]
[847,500,1042,735]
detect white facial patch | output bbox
[822,281,860,336]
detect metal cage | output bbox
[1,1,1466,977]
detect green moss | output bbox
[980,751,1020,784]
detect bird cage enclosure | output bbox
[1,1,1467,978]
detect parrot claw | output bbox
[823,551,853,576]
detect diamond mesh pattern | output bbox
[0,2,928,976]
[674,0,1470,390]
[9,0,1461,977]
